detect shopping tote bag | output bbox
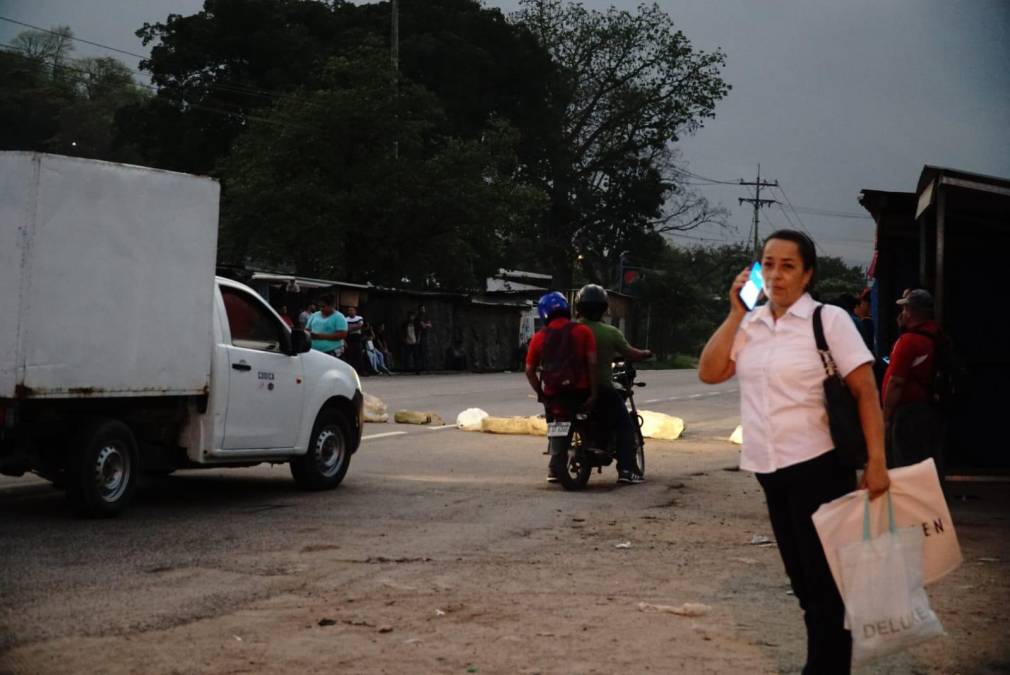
[813,457,961,592]
[838,494,944,666]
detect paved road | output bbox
[360,368,740,438]
[2,371,1005,673]
[0,372,741,654]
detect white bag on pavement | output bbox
[456,407,489,431]
[813,458,961,592]
[839,494,944,667]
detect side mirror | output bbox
[290,329,311,355]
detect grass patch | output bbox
[638,353,699,370]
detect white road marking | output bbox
[362,431,409,441]
[427,424,456,431]
[637,388,738,405]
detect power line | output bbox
[772,184,817,242]
[0,15,147,60]
[0,16,324,110]
[0,43,307,131]
[669,166,740,185]
[791,206,872,220]
[665,231,738,244]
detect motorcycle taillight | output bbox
[547,403,569,419]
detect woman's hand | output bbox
[860,456,890,497]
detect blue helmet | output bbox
[537,291,570,321]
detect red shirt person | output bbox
[883,290,938,412]
[524,292,598,402]
[882,289,940,467]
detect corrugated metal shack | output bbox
[243,273,526,372]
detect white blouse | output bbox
[730,293,873,474]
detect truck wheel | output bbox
[66,419,139,518]
[291,411,351,491]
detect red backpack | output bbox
[539,322,587,392]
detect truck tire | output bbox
[291,411,351,491]
[66,419,139,518]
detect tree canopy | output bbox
[0,27,146,159]
[1,1,735,295]
[511,0,731,286]
[219,48,544,289]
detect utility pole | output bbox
[391,0,399,159]
[391,0,399,74]
[738,164,779,258]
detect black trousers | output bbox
[756,451,856,675]
[887,401,942,471]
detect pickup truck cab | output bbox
[0,152,363,516]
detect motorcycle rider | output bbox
[525,291,599,482]
[575,284,652,484]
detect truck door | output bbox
[220,286,305,449]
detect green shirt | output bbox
[578,319,631,389]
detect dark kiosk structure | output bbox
[861,166,1010,473]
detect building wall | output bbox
[361,292,522,372]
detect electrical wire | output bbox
[0,43,305,130]
[0,15,324,109]
[0,15,146,59]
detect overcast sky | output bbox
[2,0,1008,264]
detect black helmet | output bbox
[575,284,608,318]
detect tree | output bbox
[816,256,867,298]
[0,30,145,160]
[219,49,544,289]
[124,0,354,173]
[511,0,730,287]
[11,25,74,78]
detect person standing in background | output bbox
[306,296,347,357]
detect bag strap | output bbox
[813,305,840,378]
[861,491,897,541]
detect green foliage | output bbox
[632,242,751,357]
[816,256,867,298]
[0,29,147,160]
[512,0,731,286]
[219,49,544,290]
[126,0,353,173]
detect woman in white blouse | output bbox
[699,230,889,674]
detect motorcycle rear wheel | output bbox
[550,432,592,490]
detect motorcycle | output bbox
[544,362,646,490]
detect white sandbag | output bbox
[456,408,489,431]
[729,425,743,445]
[638,410,684,440]
[363,392,388,423]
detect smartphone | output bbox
[739,262,764,311]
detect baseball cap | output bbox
[896,289,933,309]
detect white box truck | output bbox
[0,153,363,516]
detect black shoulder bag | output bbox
[813,305,868,469]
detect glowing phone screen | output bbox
[739,262,764,310]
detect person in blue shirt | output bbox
[306,295,348,356]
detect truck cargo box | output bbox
[0,152,220,399]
